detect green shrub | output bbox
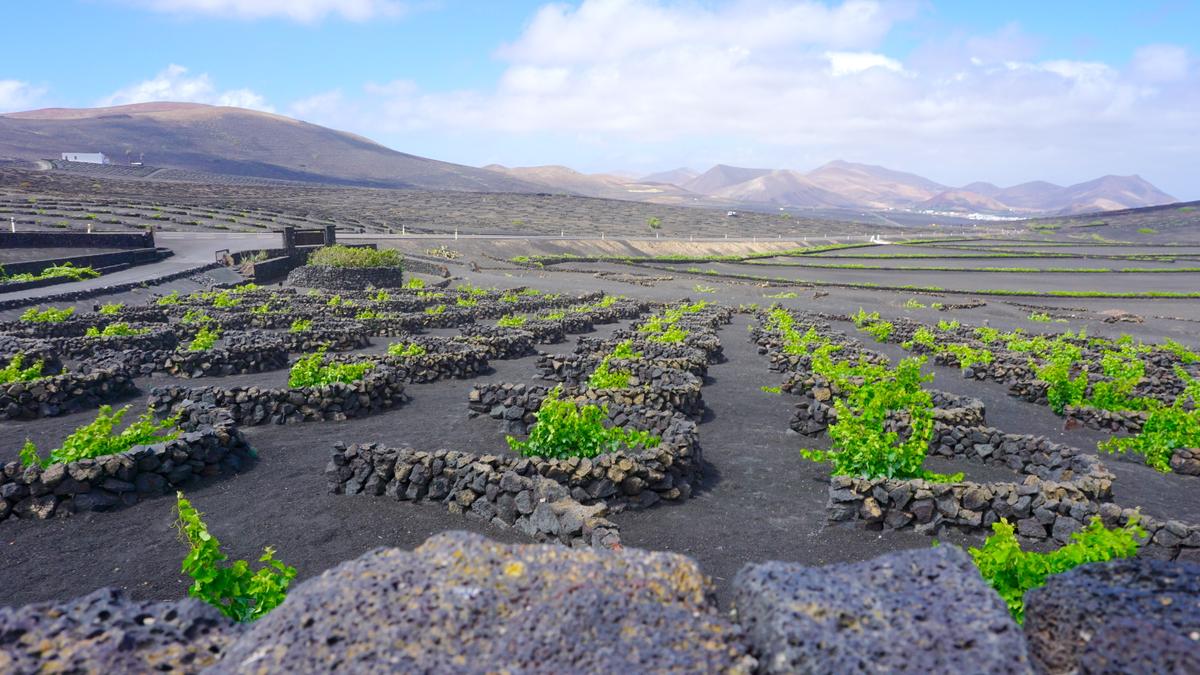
[288,347,373,388]
[416,291,444,300]
[1028,312,1052,323]
[1161,339,1200,364]
[904,298,926,309]
[1099,368,1200,472]
[862,320,893,342]
[456,297,478,308]
[371,289,391,302]
[187,325,220,351]
[355,309,383,320]
[648,326,687,344]
[182,309,212,325]
[944,343,994,370]
[693,284,717,294]
[937,319,960,331]
[20,306,75,323]
[289,318,312,333]
[760,385,782,394]
[587,351,633,389]
[230,283,260,294]
[403,278,425,290]
[802,356,960,483]
[175,493,296,622]
[499,292,520,303]
[156,290,181,306]
[97,302,124,315]
[974,326,1001,344]
[539,311,566,321]
[763,291,798,299]
[1035,341,1088,413]
[1,262,99,283]
[308,244,403,269]
[0,354,46,384]
[387,342,427,358]
[424,304,446,315]
[506,388,659,459]
[969,516,1144,622]
[497,314,526,328]
[901,327,937,350]
[251,302,273,315]
[86,322,149,337]
[20,404,179,468]
[210,291,241,308]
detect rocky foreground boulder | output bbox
[210,531,753,673]
[3,535,1198,673]
[733,546,1032,674]
[1023,558,1200,674]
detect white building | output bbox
[61,152,109,164]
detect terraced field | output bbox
[1,178,1199,671]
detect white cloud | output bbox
[100,64,274,111]
[1132,44,1190,82]
[121,0,406,22]
[825,51,904,76]
[286,0,1197,197]
[0,80,47,113]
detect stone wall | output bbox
[148,366,408,426]
[286,265,405,290]
[457,326,537,359]
[0,419,252,523]
[468,376,705,426]
[163,334,290,378]
[281,323,371,352]
[0,367,136,421]
[0,231,154,249]
[828,474,1200,561]
[328,444,621,549]
[332,398,701,511]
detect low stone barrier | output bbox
[148,366,408,425]
[0,418,252,522]
[281,322,371,352]
[164,332,290,378]
[47,325,179,360]
[328,444,621,549]
[457,326,537,359]
[330,345,490,384]
[285,264,405,290]
[826,474,1198,560]
[333,399,701,511]
[0,367,136,421]
[469,375,705,426]
[0,337,64,375]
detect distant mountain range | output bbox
[0,102,1176,215]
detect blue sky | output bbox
[3,1,1198,198]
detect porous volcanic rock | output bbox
[210,531,754,673]
[0,588,240,674]
[1023,558,1200,674]
[733,546,1031,674]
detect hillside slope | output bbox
[0,102,541,192]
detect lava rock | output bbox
[0,587,240,674]
[734,546,1030,673]
[1023,558,1200,673]
[210,531,753,673]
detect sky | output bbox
[2,0,1197,199]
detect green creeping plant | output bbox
[175,493,296,622]
[496,314,526,327]
[969,516,1143,622]
[0,354,46,384]
[20,306,75,323]
[187,325,220,352]
[387,341,427,358]
[506,387,660,459]
[86,322,150,338]
[288,346,373,388]
[20,404,179,468]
